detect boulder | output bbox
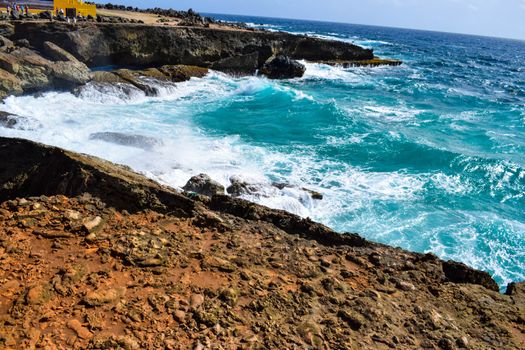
[260,55,305,79]
[113,69,158,96]
[0,35,14,51]
[442,260,499,291]
[50,60,91,87]
[0,111,39,130]
[90,71,125,84]
[42,41,79,62]
[183,174,225,197]
[0,68,23,99]
[157,65,208,82]
[272,182,323,200]
[0,23,14,37]
[0,111,18,128]
[15,38,30,48]
[8,48,51,90]
[89,132,163,151]
[226,177,260,197]
[0,51,20,73]
[506,281,525,298]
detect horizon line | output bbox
[198,10,525,42]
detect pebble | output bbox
[25,284,51,305]
[83,288,123,306]
[67,319,93,339]
[190,294,205,309]
[337,310,364,331]
[82,216,103,232]
[396,281,416,291]
[173,310,186,322]
[17,198,30,207]
[456,336,469,348]
[85,232,97,243]
[65,210,82,221]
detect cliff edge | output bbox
[0,137,523,349]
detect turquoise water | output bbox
[1,16,524,288]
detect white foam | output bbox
[1,69,523,288]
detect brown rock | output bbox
[67,319,93,339]
[173,310,186,322]
[189,294,205,309]
[337,310,364,331]
[83,288,124,306]
[25,284,53,305]
[82,216,103,232]
[42,41,79,62]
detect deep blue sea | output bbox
[1,15,524,288]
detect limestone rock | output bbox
[183,174,225,197]
[89,132,163,151]
[442,260,499,291]
[0,35,14,51]
[83,288,124,306]
[42,41,80,62]
[67,319,93,339]
[260,55,306,79]
[0,68,22,98]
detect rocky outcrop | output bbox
[0,21,403,99]
[0,137,196,215]
[0,40,90,98]
[0,136,524,349]
[260,55,306,79]
[10,22,373,73]
[84,65,209,97]
[0,111,38,130]
[182,174,225,197]
[89,132,163,151]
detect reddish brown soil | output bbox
[1,194,524,350]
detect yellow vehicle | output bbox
[53,0,96,17]
[0,0,96,17]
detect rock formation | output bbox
[11,22,373,71]
[260,55,307,79]
[0,39,90,99]
[0,136,523,349]
[0,19,402,99]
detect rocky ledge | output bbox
[0,137,524,349]
[0,19,401,99]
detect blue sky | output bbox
[111,0,525,40]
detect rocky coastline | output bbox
[0,13,523,350]
[0,137,524,349]
[0,15,400,100]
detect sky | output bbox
[110,0,525,40]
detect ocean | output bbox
[1,15,524,289]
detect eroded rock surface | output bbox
[260,55,307,79]
[0,40,90,98]
[11,22,373,72]
[0,137,523,349]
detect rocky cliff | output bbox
[11,22,374,69]
[0,137,524,349]
[0,20,403,99]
